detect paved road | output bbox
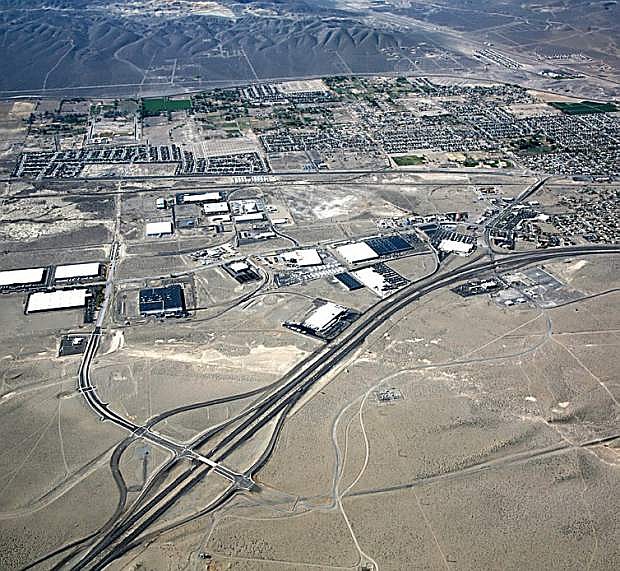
[77,244,254,490]
[70,243,620,570]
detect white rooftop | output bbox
[235,212,264,222]
[55,262,101,280]
[203,202,230,214]
[281,249,322,267]
[26,288,89,313]
[351,267,403,298]
[183,192,221,203]
[438,239,474,255]
[146,221,174,236]
[0,267,45,287]
[336,242,378,264]
[228,261,250,272]
[303,302,347,331]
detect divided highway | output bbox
[71,243,620,570]
[78,241,254,490]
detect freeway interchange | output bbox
[65,235,620,570]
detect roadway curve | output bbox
[67,243,620,570]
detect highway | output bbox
[67,242,620,570]
[77,242,255,490]
[78,329,253,491]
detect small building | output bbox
[54,262,102,281]
[224,260,261,283]
[336,242,379,264]
[139,284,186,318]
[58,334,88,357]
[176,218,198,229]
[145,221,174,237]
[0,267,46,290]
[156,198,167,209]
[26,288,90,313]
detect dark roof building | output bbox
[334,272,364,291]
[139,284,187,318]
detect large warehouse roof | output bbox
[438,239,474,255]
[336,242,378,264]
[0,267,45,287]
[139,284,186,316]
[303,302,346,332]
[26,289,89,313]
[183,192,221,203]
[281,249,322,267]
[55,262,101,280]
[352,267,388,296]
[145,221,174,236]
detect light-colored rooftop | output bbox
[203,202,230,214]
[303,302,347,331]
[183,192,221,203]
[54,262,101,280]
[281,249,322,267]
[228,261,250,272]
[438,239,474,255]
[0,267,45,287]
[26,288,89,313]
[146,221,174,236]
[336,242,379,264]
[235,212,264,222]
[352,267,389,297]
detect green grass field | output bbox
[142,97,192,115]
[549,101,617,115]
[392,155,427,166]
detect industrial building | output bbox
[224,260,261,283]
[234,212,265,223]
[365,234,420,256]
[334,272,364,291]
[0,267,47,291]
[284,300,360,340]
[145,220,174,237]
[26,288,90,313]
[54,262,102,282]
[438,239,475,256]
[280,249,322,267]
[352,263,409,297]
[139,284,187,318]
[177,191,222,204]
[303,302,347,332]
[336,242,379,264]
[203,202,230,215]
[58,334,88,357]
[337,234,423,265]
